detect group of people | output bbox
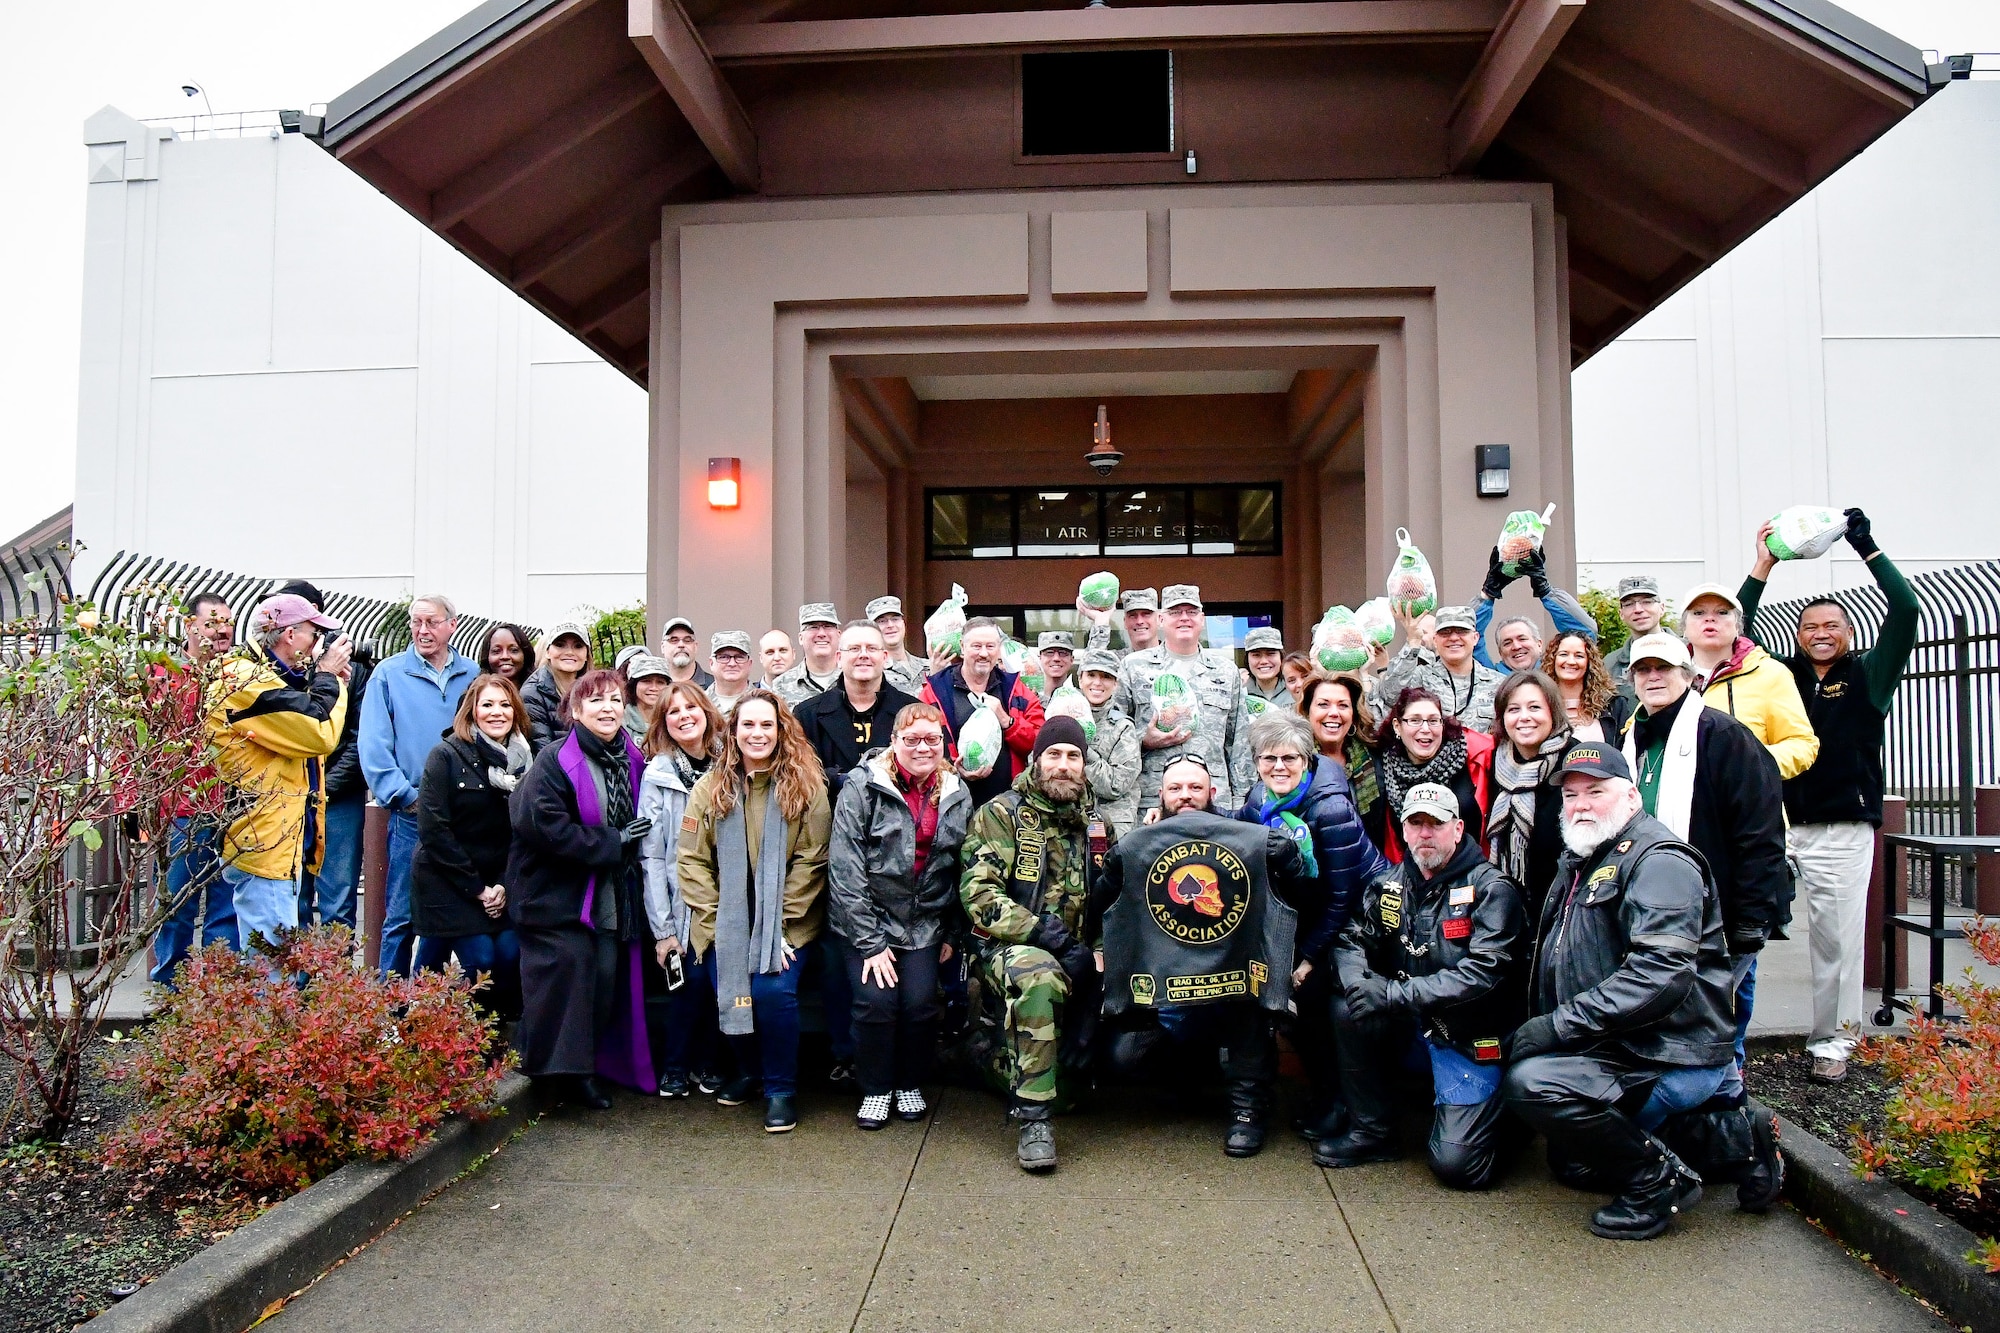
[156,504,1918,1243]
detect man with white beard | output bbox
[659,616,714,688]
[1502,746,1781,1242]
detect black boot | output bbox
[1313,1128,1403,1169]
[576,1076,614,1111]
[1590,1141,1703,1241]
[1011,1100,1057,1173]
[1736,1101,1785,1213]
[1224,1111,1267,1158]
[1293,1101,1349,1142]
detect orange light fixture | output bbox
[707,457,741,509]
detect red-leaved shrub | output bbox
[1853,916,2000,1274]
[107,928,513,1191]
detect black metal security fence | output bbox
[81,551,542,661]
[0,538,74,654]
[1752,560,2000,845]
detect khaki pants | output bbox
[1790,821,1875,1059]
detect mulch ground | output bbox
[1,1036,272,1333]
[1748,1044,1999,1246]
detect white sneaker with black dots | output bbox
[856,1094,892,1130]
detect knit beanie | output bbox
[1032,715,1088,762]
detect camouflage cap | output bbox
[541,619,589,646]
[625,653,673,682]
[1037,631,1075,652]
[1120,588,1159,612]
[1244,627,1285,652]
[798,602,839,626]
[1617,574,1663,601]
[1075,649,1121,677]
[1161,584,1203,610]
[710,629,752,656]
[1432,605,1477,632]
[864,595,902,620]
[613,644,647,670]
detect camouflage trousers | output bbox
[966,943,1071,1105]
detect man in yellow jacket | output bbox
[206,594,351,951]
[1681,583,1819,780]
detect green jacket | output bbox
[1737,551,1919,716]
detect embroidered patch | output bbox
[1144,840,1253,945]
[733,996,753,1008]
[1248,960,1269,996]
[680,814,700,836]
[1588,865,1619,886]
[1379,890,1402,929]
[1164,969,1249,1003]
[1130,974,1156,1006]
[1442,916,1472,940]
[1472,1038,1503,1063]
[1615,839,1633,853]
[1449,886,1475,905]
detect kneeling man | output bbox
[1317,783,1524,1189]
[1502,745,1777,1241]
[1095,755,1309,1157]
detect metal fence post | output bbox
[1955,612,1974,837]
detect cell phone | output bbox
[664,949,686,991]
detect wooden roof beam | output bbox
[629,0,760,190]
[432,66,660,229]
[702,0,1506,65]
[1550,35,1807,193]
[1447,0,1586,171]
[1567,243,1652,313]
[513,141,715,287]
[1504,122,1719,259]
[573,264,652,333]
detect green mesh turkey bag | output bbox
[1045,681,1095,742]
[1386,527,1437,616]
[1355,597,1395,648]
[1078,571,1121,612]
[1150,670,1200,736]
[1313,608,1368,673]
[956,706,1005,774]
[1498,502,1557,576]
[925,585,968,657]
[1764,505,1849,561]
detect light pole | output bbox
[180,82,213,122]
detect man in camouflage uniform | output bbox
[770,603,842,707]
[867,595,929,695]
[958,716,1110,1172]
[1081,587,1159,660]
[1036,630,1076,702]
[1114,585,1254,815]
[1373,604,1501,731]
[1076,650,1141,836]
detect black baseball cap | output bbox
[1558,743,1632,782]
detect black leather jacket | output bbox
[1335,838,1524,1058]
[1529,811,1736,1068]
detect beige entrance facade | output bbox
[651,182,1572,633]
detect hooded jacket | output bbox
[1235,755,1390,964]
[828,749,973,956]
[204,644,346,881]
[519,665,570,754]
[1528,810,1736,1068]
[1336,836,1525,1060]
[636,748,713,948]
[1698,636,1819,781]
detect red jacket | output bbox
[919,666,1045,801]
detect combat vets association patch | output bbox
[1379,890,1402,929]
[1129,974,1157,1006]
[1144,839,1253,945]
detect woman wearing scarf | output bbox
[1373,687,1494,862]
[678,690,832,1134]
[507,669,657,1110]
[1235,708,1388,1142]
[411,673,530,1021]
[638,682,726,1098]
[1485,670,1574,920]
[828,703,972,1130]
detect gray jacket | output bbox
[637,753,701,946]
[1602,641,1636,700]
[827,749,973,956]
[1114,646,1255,813]
[1373,647,1502,732]
[1084,700,1143,837]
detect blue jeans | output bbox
[226,864,299,952]
[379,807,419,979]
[299,794,364,932]
[1637,1063,1734,1131]
[1720,952,1758,1100]
[663,950,721,1081]
[818,935,855,1063]
[414,929,521,1017]
[150,817,236,986]
[1428,1039,1504,1106]
[723,960,803,1098]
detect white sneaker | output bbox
[894,1088,928,1121]
[856,1094,892,1130]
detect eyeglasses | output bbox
[1401,716,1444,731]
[898,734,945,750]
[410,616,451,630]
[1255,754,1308,768]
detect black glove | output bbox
[1345,974,1394,1025]
[1481,546,1513,602]
[1029,914,1092,983]
[1521,545,1553,600]
[617,817,654,847]
[1727,927,1768,957]
[1844,507,1879,559]
[1506,1013,1562,1062]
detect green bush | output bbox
[587,604,649,666]
[1578,585,1677,655]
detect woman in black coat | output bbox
[412,673,531,1018]
[1485,670,1574,922]
[507,668,655,1109]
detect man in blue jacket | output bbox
[359,593,477,978]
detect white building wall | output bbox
[1573,79,2000,609]
[70,107,647,626]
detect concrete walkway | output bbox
[271,1083,1942,1333]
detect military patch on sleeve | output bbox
[1449,886,1475,905]
[681,813,700,836]
[1441,916,1472,941]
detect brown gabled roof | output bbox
[315,0,1942,383]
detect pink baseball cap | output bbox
[253,593,342,634]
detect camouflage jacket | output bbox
[1372,648,1502,732]
[769,661,841,709]
[1084,701,1142,837]
[1113,646,1255,813]
[882,653,928,696]
[1602,641,1636,700]
[959,767,1108,950]
[1245,677,1296,717]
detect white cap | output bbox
[1679,583,1742,617]
[1626,631,1692,669]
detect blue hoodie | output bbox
[359,646,478,810]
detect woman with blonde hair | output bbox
[677,689,832,1133]
[1540,630,1632,743]
[638,681,726,1098]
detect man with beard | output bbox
[660,616,715,688]
[958,717,1109,1172]
[1095,755,1309,1157]
[1503,746,1782,1241]
[1318,783,1524,1189]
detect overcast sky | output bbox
[1,0,1996,544]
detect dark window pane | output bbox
[1236,488,1278,554]
[1105,487,1187,554]
[1021,51,1173,157]
[1018,489,1100,556]
[929,492,1014,558]
[1189,488,1236,554]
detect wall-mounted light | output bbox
[1475,444,1511,498]
[1086,404,1123,476]
[708,457,741,509]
